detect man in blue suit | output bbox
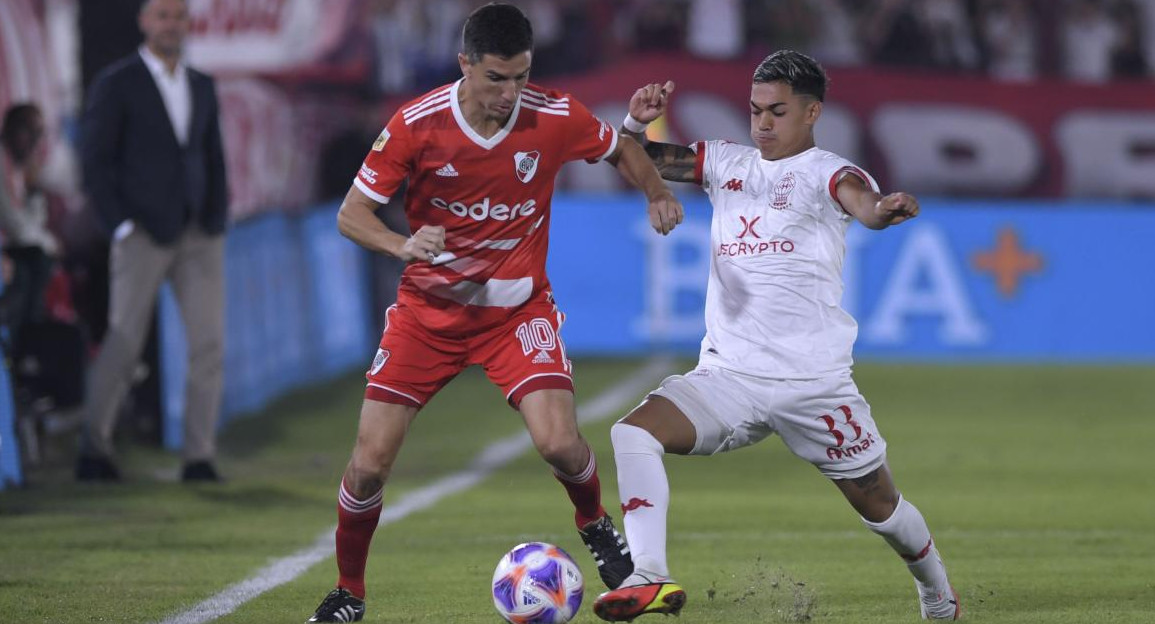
[77,0,228,482]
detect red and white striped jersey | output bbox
[355,79,618,334]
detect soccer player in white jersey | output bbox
[592,50,960,621]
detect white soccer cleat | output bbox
[917,582,961,620]
[618,570,675,588]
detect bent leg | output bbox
[520,388,635,589]
[519,388,588,476]
[519,388,605,525]
[335,398,417,599]
[345,398,417,496]
[833,464,944,578]
[832,462,900,522]
[833,464,958,619]
[477,296,593,521]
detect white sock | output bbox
[611,423,670,578]
[862,496,950,591]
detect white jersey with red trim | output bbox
[690,142,879,378]
[354,79,618,333]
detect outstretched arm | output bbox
[618,81,699,183]
[835,175,919,230]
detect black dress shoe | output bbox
[181,460,222,483]
[75,455,122,482]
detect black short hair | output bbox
[0,102,41,143]
[461,3,533,63]
[752,50,828,102]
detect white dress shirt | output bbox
[139,44,192,146]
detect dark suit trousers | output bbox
[81,223,224,461]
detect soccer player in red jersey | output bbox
[307,3,683,622]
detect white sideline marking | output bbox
[157,357,674,624]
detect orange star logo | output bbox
[972,227,1043,298]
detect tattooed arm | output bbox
[620,130,699,184]
[620,81,699,184]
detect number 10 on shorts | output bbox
[514,318,557,355]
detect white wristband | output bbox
[622,114,649,134]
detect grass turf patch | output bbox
[2,361,1154,623]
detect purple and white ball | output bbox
[491,542,584,624]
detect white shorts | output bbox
[649,365,887,479]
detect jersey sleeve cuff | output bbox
[594,128,620,163]
[693,141,706,186]
[828,166,873,214]
[354,177,391,204]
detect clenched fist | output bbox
[629,80,676,125]
[873,193,919,226]
[648,189,684,235]
[399,225,446,263]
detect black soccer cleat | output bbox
[579,514,634,589]
[307,588,365,623]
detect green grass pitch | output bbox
[1,359,1153,622]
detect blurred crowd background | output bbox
[7,0,1153,224]
[0,0,1152,484]
[355,0,1155,89]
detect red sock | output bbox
[335,480,384,599]
[553,444,606,528]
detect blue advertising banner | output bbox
[300,205,375,378]
[151,195,1151,454]
[0,358,20,489]
[547,194,1155,363]
[0,275,20,488]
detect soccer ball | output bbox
[491,542,584,624]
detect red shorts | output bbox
[364,291,574,409]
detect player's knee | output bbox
[861,492,900,524]
[348,445,396,484]
[343,463,387,497]
[535,436,581,469]
[845,474,900,522]
[610,422,665,456]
